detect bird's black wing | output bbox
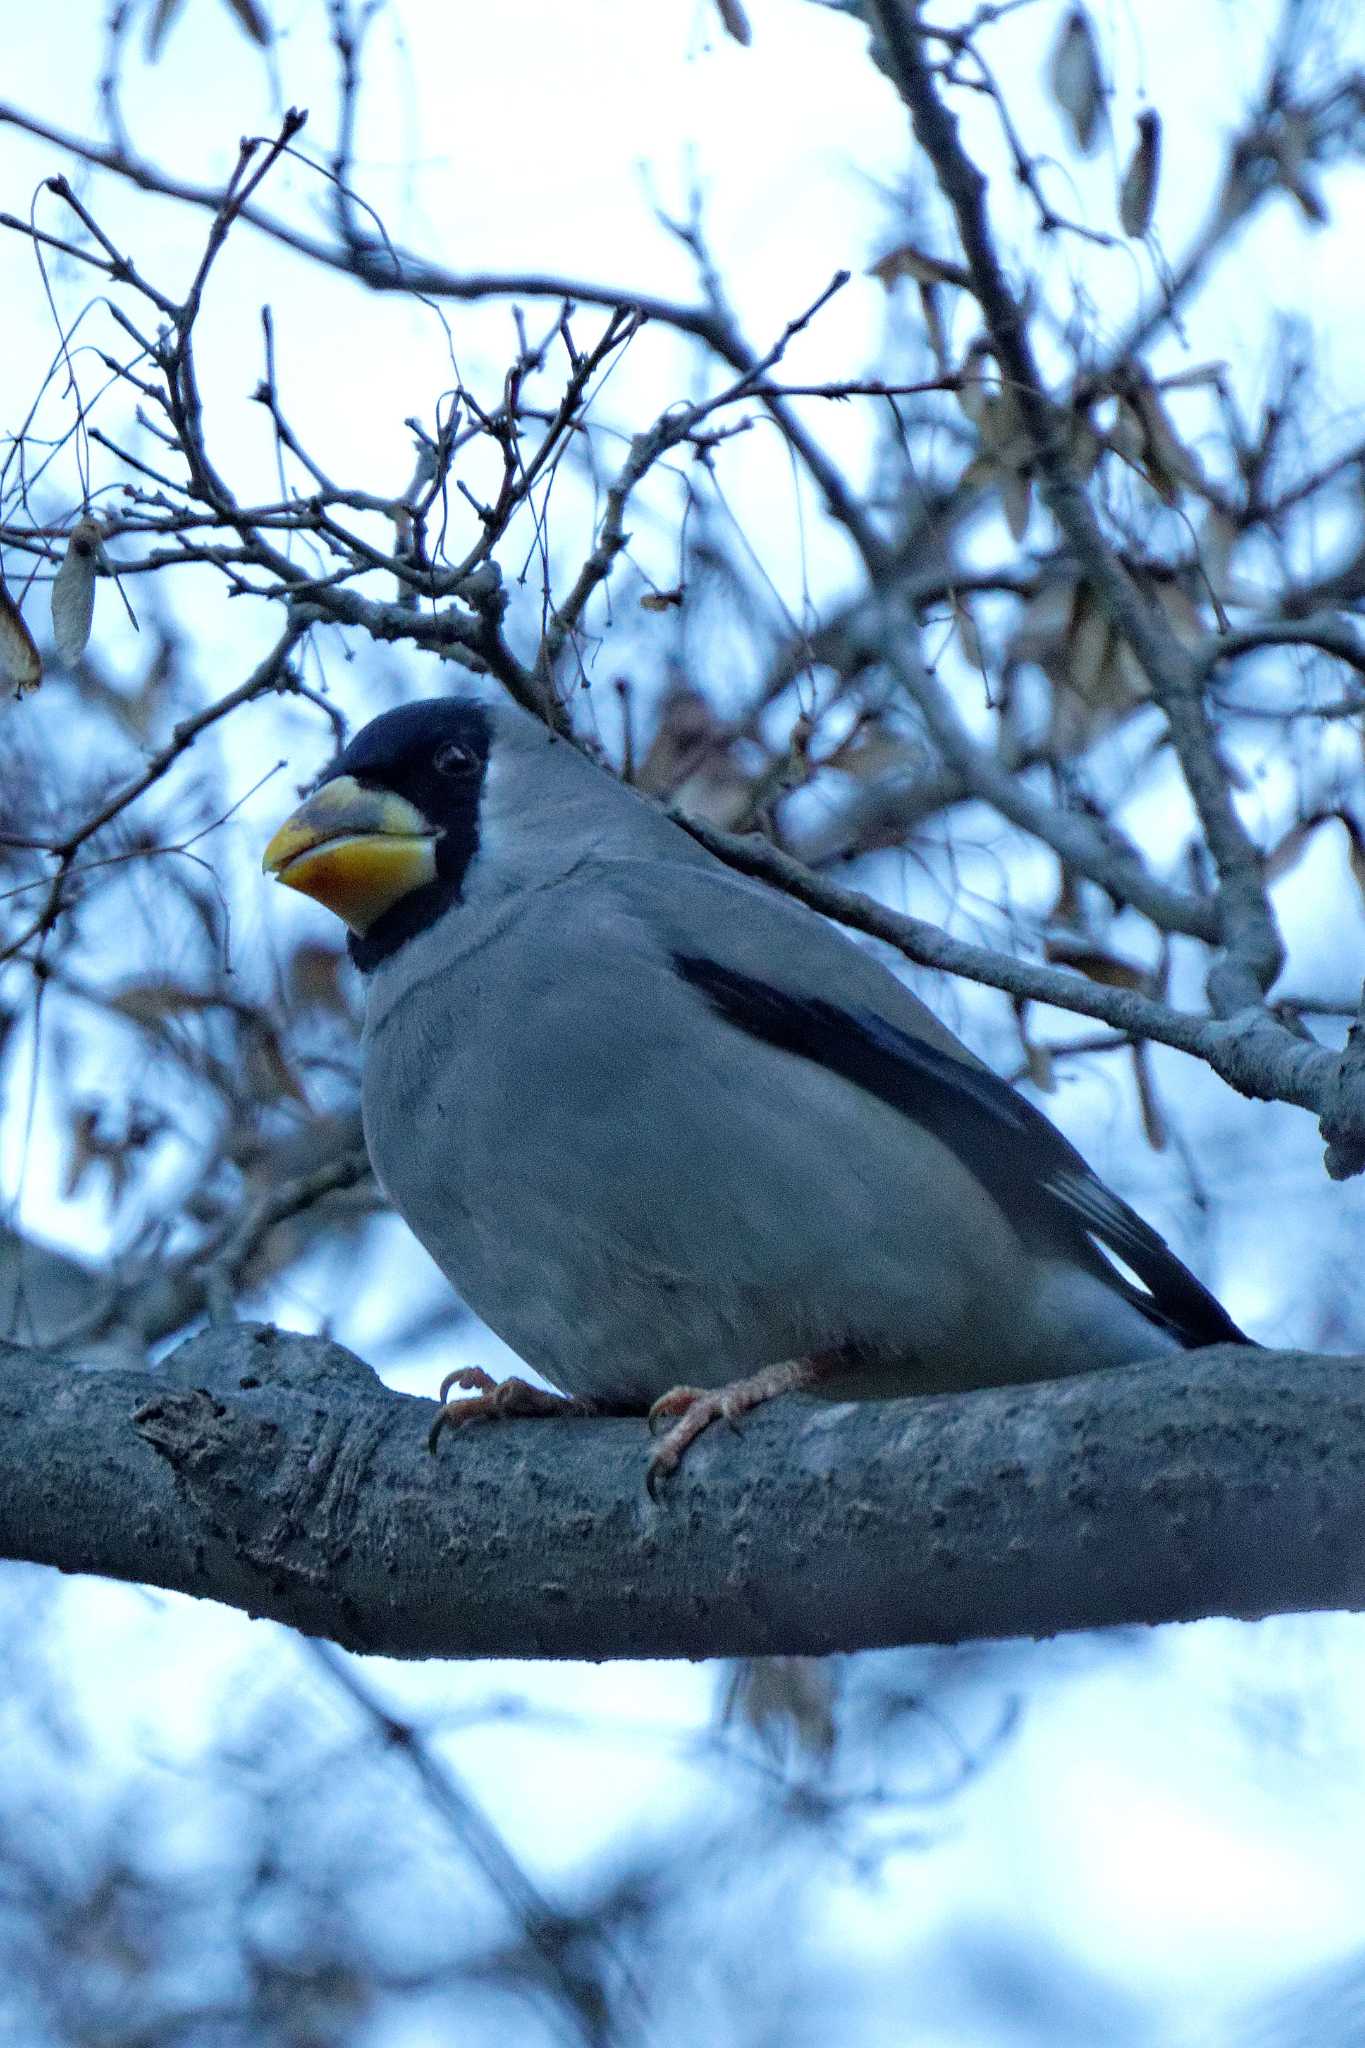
[673,955,1249,1350]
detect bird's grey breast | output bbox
[358,880,736,1402]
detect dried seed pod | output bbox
[0,573,41,694]
[1048,7,1105,155]
[50,517,102,665]
[868,242,972,292]
[1132,1042,1168,1152]
[999,467,1034,543]
[222,0,272,47]
[1119,110,1162,237]
[713,0,752,45]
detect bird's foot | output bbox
[427,1367,594,1452]
[645,1356,823,1496]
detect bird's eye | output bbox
[433,742,478,778]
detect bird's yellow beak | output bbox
[262,775,438,934]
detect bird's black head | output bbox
[328,699,492,829]
[264,697,493,972]
[329,699,492,970]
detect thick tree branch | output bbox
[3,1325,1363,1662]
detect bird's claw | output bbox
[645,1385,748,1496]
[644,1357,825,1496]
[646,1385,706,1436]
[427,1373,592,1453]
[438,1364,498,1404]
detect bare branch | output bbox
[868,1,1286,1017]
[3,1327,1363,1660]
[0,98,731,346]
[1,613,316,965]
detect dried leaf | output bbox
[245,1018,311,1109]
[1004,573,1077,678]
[821,716,919,783]
[951,593,983,668]
[639,587,684,612]
[1065,408,1103,482]
[1195,506,1239,603]
[1047,6,1105,155]
[869,242,972,291]
[713,0,752,44]
[636,685,752,825]
[918,281,950,375]
[145,0,185,58]
[961,370,1037,542]
[287,942,351,1015]
[1120,372,1205,504]
[62,1106,100,1201]
[1068,572,1205,749]
[0,573,41,695]
[1273,109,1328,226]
[1051,869,1084,927]
[974,386,1030,470]
[1119,109,1161,237]
[958,453,998,499]
[1043,939,1150,992]
[1066,584,1116,708]
[1007,571,1183,755]
[1131,396,1193,503]
[1025,1040,1057,1093]
[1159,361,1227,392]
[1343,815,1365,908]
[50,518,101,665]
[1150,573,1206,648]
[1108,398,1147,468]
[637,686,722,791]
[221,0,272,46]
[1275,107,1312,181]
[1262,813,1327,885]
[1276,810,1365,907]
[954,338,998,428]
[1284,169,1329,227]
[110,979,218,1024]
[60,1103,156,1204]
[721,1657,838,1760]
[1010,997,1055,1093]
[1131,1042,1168,1152]
[998,467,1033,542]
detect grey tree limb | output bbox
[2,1324,1362,1663]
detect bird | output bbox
[263,692,1251,1491]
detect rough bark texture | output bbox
[1,1325,1362,1661]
